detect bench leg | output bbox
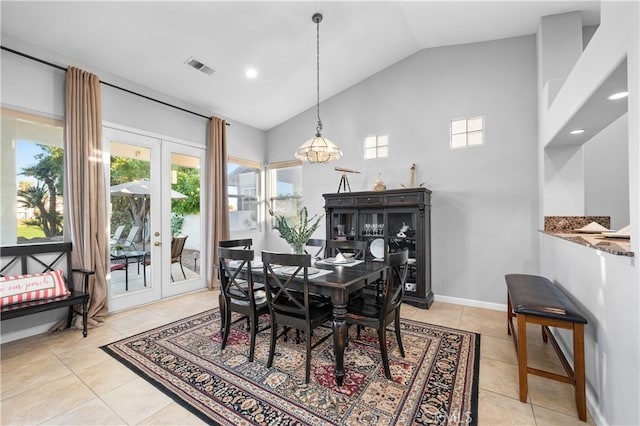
[574,323,586,421]
[67,305,74,329]
[517,312,528,402]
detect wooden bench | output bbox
[1,242,93,337]
[505,273,588,421]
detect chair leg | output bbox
[267,320,277,368]
[395,309,405,358]
[221,307,231,350]
[305,326,312,384]
[248,315,256,362]
[379,326,392,379]
[180,259,187,279]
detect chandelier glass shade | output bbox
[295,133,342,163]
[295,12,342,164]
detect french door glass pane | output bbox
[170,153,201,282]
[109,142,150,296]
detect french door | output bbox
[105,125,206,312]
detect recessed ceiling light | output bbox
[570,129,585,135]
[607,91,629,100]
[245,67,258,79]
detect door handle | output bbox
[154,241,161,246]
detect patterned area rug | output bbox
[102,309,480,425]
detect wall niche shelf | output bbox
[545,58,627,148]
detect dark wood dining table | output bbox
[223,258,388,386]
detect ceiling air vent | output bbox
[184,57,215,76]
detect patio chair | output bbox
[110,225,125,246]
[170,235,188,281]
[120,225,140,251]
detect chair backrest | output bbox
[122,225,140,248]
[111,225,125,242]
[304,238,326,258]
[170,236,188,262]
[381,250,409,317]
[326,239,367,259]
[219,238,253,249]
[262,251,312,322]
[218,247,258,306]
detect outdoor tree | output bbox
[18,145,63,238]
[109,159,200,239]
[110,156,150,233]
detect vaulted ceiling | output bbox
[1,1,600,130]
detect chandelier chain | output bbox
[316,16,322,134]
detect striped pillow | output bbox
[0,270,70,307]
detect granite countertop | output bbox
[540,230,633,257]
[542,216,633,257]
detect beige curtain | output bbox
[206,117,230,290]
[64,66,108,327]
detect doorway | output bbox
[105,125,206,312]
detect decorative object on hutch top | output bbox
[323,187,434,308]
[335,167,360,193]
[294,12,342,164]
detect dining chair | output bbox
[345,249,408,379]
[219,238,253,249]
[326,239,367,259]
[304,238,326,259]
[170,235,188,281]
[218,247,269,362]
[217,239,256,332]
[262,251,333,383]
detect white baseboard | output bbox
[434,294,507,312]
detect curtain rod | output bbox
[1,45,230,125]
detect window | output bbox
[364,134,389,159]
[268,160,302,226]
[450,116,484,148]
[227,157,260,232]
[1,109,65,245]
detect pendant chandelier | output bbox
[295,12,342,164]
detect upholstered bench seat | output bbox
[505,273,588,421]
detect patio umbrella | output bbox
[110,178,188,199]
[110,178,188,250]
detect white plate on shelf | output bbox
[601,224,631,239]
[574,221,610,233]
[370,238,385,259]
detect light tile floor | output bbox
[1,290,595,425]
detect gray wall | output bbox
[267,35,539,305]
[584,113,629,229]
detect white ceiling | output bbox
[1,1,600,131]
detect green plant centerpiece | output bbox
[269,204,322,254]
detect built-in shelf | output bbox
[546,59,627,148]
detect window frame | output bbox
[267,160,303,229]
[227,156,261,232]
[364,134,389,160]
[1,108,65,245]
[450,115,485,149]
